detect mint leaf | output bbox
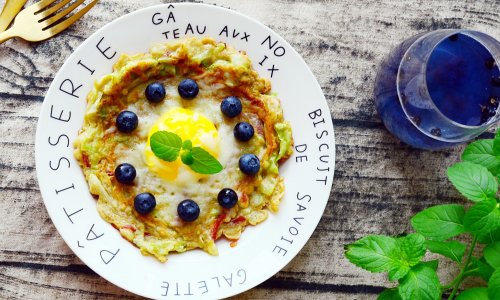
[462,140,500,172]
[478,226,500,244]
[484,242,500,269]
[150,131,182,162]
[398,234,426,267]
[489,269,500,299]
[464,197,500,235]
[188,147,223,174]
[398,263,441,300]
[182,140,192,150]
[345,234,425,282]
[180,150,194,165]
[387,234,426,281]
[411,204,465,241]
[447,162,498,202]
[494,130,500,155]
[345,235,399,273]
[425,240,465,263]
[466,257,494,281]
[378,288,402,300]
[421,260,439,271]
[455,287,489,300]
[389,266,411,282]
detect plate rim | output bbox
[34,2,336,299]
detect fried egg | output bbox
[74,37,294,262]
[144,107,220,183]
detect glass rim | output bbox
[397,29,500,136]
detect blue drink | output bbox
[375,30,500,150]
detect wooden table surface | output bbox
[1,0,500,299]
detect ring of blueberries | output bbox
[113,79,261,222]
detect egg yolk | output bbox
[145,107,220,181]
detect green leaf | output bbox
[182,140,192,150]
[465,257,494,281]
[478,226,500,244]
[455,287,489,300]
[398,234,426,267]
[489,269,500,299]
[421,260,439,271]
[398,264,441,300]
[345,235,398,273]
[485,242,500,269]
[411,204,465,241]
[378,288,402,300]
[494,130,500,155]
[388,266,411,282]
[425,240,466,263]
[462,139,500,172]
[188,147,223,174]
[464,197,500,235]
[180,150,194,165]
[150,131,182,162]
[352,233,425,281]
[447,162,498,202]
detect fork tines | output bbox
[35,0,98,32]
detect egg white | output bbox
[114,80,252,226]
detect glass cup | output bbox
[375,29,500,150]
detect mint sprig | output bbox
[344,131,500,300]
[150,131,222,175]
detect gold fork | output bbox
[0,0,98,43]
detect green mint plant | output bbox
[345,131,500,300]
[150,131,223,174]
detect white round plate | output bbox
[35,3,335,299]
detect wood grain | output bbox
[1,0,499,299]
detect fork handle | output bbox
[0,28,17,44]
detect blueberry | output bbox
[234,122,254,142]
[221,96,242,117]
[178,79,199,99]
[116,111,138,133]
[114,163,136,184]
[238,154,260,175]
[134,193,156,215]
[485,58,496,70]
[218,188,238,209]
[481,98,499,123]
[487,105,497,117]
[410,116,421,126]
[145,82,166,103]
[430,128,441,137]
[490,97,499,107]
[177,199,200,222]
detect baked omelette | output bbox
[74,37,293,262]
